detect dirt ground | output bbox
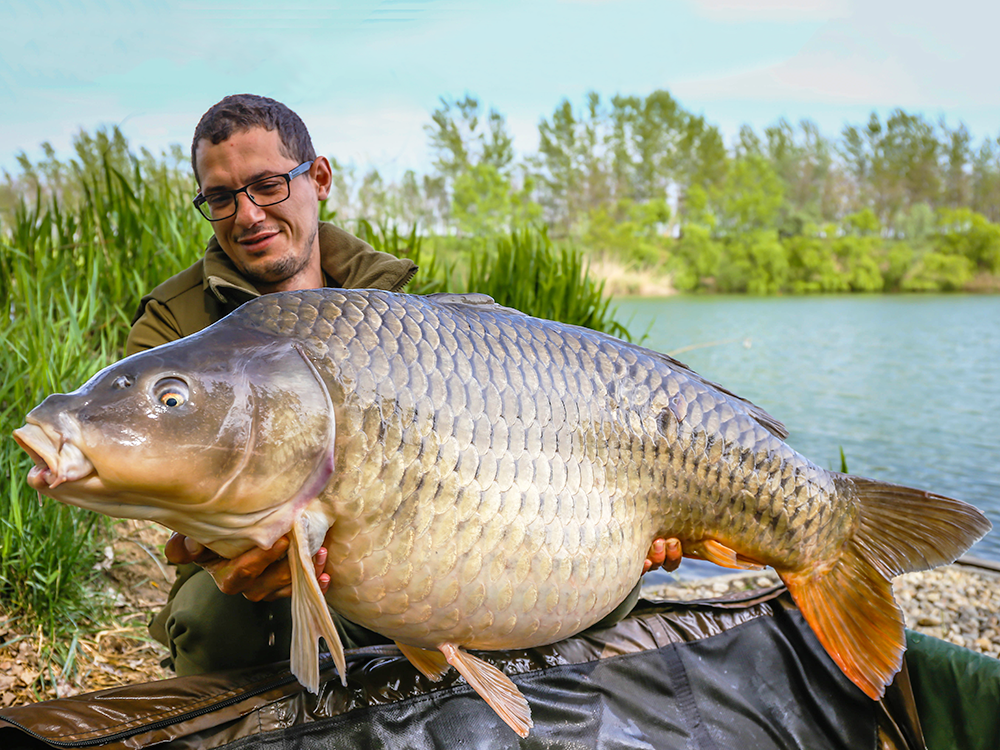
[0,520,175,707]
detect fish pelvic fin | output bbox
[288,519,346,692]
[782,475,991,701]
[396,642,451,682]
[439,643,533,739]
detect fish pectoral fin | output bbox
[686,539,765,570]
[288,520,346,692]
[396,642,451,681]
[439,642,532,738]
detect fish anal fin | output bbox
[686,539,765,570]
[439,642,533,738]
[782,547,903,700]
[288,520,345,692]
[396,641,450,681]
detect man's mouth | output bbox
[237,230,280,253]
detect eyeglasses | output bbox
[193,161,314,221]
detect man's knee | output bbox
[155,569,293,676]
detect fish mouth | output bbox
[12,421,96,491]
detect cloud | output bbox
[684,0,850,22]
[673,12,1000,111]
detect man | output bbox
[130,94,680,677]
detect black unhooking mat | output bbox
[0,589,927,750]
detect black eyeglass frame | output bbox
[193,160,315,221]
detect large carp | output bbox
[14,289,990,737]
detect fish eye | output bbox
[154,378,189,408]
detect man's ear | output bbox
[311,156,333,201]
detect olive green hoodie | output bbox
[126,222,417,356]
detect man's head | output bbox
[192,95,332,294]
[191,94,316,186]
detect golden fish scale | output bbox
[247,291,857,649]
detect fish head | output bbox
[13,321,336,556]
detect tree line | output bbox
[4,90,1000,293]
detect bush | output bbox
[902,252,976,291]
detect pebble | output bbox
[642,562,1000,660]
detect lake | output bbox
[614,294,1000,580]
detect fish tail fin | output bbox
[288,520,346,692]
[782,475,990,700]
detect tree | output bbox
[425,95,531,235]
[535,92,609,235]
[708,152,784,236]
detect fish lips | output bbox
[13,421,96,491]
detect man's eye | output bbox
[252,179,284,194]
[205,194,233,208]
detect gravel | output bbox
[642,560,1000,660]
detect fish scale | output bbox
[15,288,990,738]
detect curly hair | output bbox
[191,94,316,184]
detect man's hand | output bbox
[643,538,682,574]
[164,533,330,602]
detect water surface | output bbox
[615,295,1000,579]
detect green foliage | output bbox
[464,226,631,340]
[902,252,976,291]
[315,89,1000,294]
[581,197,671,268]
[715,230,789,295]
[348,218,452,295]
[935,208,1000,273]
[1,127,205,648]
[833,236,884,292]
[669,224,722,292]
[785,234,849,293]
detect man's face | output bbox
[194,127,331,293]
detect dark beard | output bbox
[239,224,319,288]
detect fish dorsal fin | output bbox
[288,517,345,692]
[424,292,527,316]
[646,349,789,439]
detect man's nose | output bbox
[234,193,266,225]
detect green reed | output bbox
[1,144,207,651]
[464,225,632,340]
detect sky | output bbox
[3,0,999,180]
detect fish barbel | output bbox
[14,289,990,737]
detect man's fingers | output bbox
[164,532,222,565]
[248,547,329,602]
[662,538,682,572]
[209,537,291,596]
[643,537,683,573]
[167,534,329,601]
